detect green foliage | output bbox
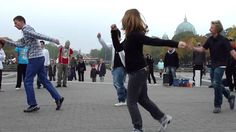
[226,25,236,40]
[90,49,100,58]
[45,43,59,60]
[89,47,112,61]
[3,45,16,59]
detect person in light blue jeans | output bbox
[97,32,127,106]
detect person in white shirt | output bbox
[37,40,50,89]
[0,41,6,92]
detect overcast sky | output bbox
[1,0,235,53]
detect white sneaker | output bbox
[16,87,20,90]
[114,102,127,107]
[158,114,172,132]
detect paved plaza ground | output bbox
[0,71,236,132]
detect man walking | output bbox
[193,20,236,113]
[0,16,64,112]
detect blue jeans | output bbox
[37,66,48,87]
[211,67,230,107]
[166,66,177,85]
[24,57,62,106]
[112,67,127,102]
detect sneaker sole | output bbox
[23,107,40,113]
[158,115,172,132]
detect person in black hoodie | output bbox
[164,47,179,86]
[225,38,236,92]
[77,58,86,82]
[192,43,206,86]
[146,54,156,84]
[111,8,186,132]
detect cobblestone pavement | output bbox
[0,71,235,132]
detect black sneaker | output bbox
[23,105,40,113]
[229,95,235,110]
[62,84,67,87]
[56,97,64,110]
[56,84,61,88]
[208,85,213,88]
[213,107,221,113]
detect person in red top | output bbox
[56,40,73,87]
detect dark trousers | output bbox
[16,64,27,88]
[225,65,236,91]
[147,69,156,84]
[70,67,77,80]
[78,71,84,81]
[127,68,164,130]
[92,77,96,82]
[193,65,203,85]
[49,75,56,81]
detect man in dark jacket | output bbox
[192,43,206,86]
[225,38,236,91]
[77,58,86,82]
[164,48,179,86]
[146,54,156,84]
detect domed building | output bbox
[175,16,196,35]
[162,33,169,40]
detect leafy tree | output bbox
[45,43,58,60]
[226,25,236,40]
[90,49,100,58]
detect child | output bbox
[49,59,56,81]
[90,64,97,82]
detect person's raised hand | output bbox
[178,41,187,48]
[110,24,117,30]
[97,33,101,39]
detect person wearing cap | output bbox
[0,16,64,112]
[56,40,73,87]
[192,20,236,113]
[0,41,5,92]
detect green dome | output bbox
[175,16,196,35]
[162,33,169,40]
